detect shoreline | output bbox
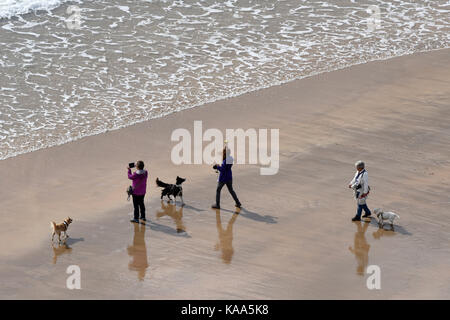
[1,47,448,162]
[1,48,449,299]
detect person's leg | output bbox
[215,182,225,207]
[362,203,371,217]
[354,204,363,219]
[225,180,241,207]
[139,195,146,220]
[132,195,139,221]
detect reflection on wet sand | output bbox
[348,221,370,276]
[156,200,186,233]
[372,228,397,240]
[127,222,149,281]
[51,237,83,264]
[52,243,72,264]
[215,209,239,264]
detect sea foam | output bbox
[0,0,77,19]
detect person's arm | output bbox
[360,173,369,197]
[213,161,226,172]
[128,168,137,180]
[349,172,358,188]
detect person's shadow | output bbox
[127,222,149,281]
[214,208,239,264]
[156,200,186,233]
[51,237,84,264]
[348,221,370,276]
[220,207,278,224]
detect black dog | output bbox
[156,176,186,205]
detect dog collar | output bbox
[63,221,68,227]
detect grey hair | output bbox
[355,160,365,169]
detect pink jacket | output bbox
[128,169,148,196]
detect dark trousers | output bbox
[356,203,371,219]
[216,180,241,207]
[132,194,146,220]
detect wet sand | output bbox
[0,49,449,299]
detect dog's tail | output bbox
[394,213,400,219]
[50,221,56,231]
[156,178,170,188]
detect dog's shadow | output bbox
[367,218,412,238]
[65,237,85,246]
[221,207,278,224]
[51,237,84,264]
[163,200,206,213]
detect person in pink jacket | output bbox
[127,160,148,223]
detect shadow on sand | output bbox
[220,207,278,224]
[142,221,191,238]
[180,203,206,213]
[366,217,412,238]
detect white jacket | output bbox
[349,170,369,198]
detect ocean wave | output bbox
[0,0,78,19]
[1,46,448,162]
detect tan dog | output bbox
[51,217,73,243]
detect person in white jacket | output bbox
[348,160,372,221]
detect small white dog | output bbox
[373,208,400,229]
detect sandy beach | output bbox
[0,48,449,299]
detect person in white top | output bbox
[348,160,372,221]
